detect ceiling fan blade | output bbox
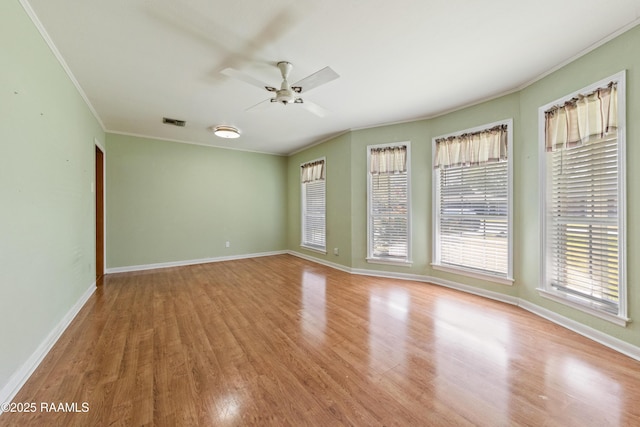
[292,67,339,94]
[148,1,309,76]
[297,99,330,117]
[215,5,312,72]
[246,98,274,112]
[221,68,275,92]
[147,1,253,65]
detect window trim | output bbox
[537,71,628,326]
[366,141,412,266]
[300,157,327,254]
[432,119,514,284]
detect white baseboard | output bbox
[105,250,288,274]
[289,250,640,362]
[421,275,520,306]
[353,266,519,307]
[288,250,519,307]
[286,250,352,274]
[519,300,640,361]
[0,281,97,413]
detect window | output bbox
[433,120,513,283]
[301,159,326,252]
[539,73,627,325]
[367,143,411,264]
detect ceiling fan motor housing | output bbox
[275,88,296,104]
[275,61,296,104]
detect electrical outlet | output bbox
[333,247,339,256]
[225,241,230,248]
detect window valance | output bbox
[434,124,508,169]
[301,159,325,183]
[544,82,618,152]
[370,145,407,174]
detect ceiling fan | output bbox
[221,62,339,117]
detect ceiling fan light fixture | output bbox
[211,125,240,139]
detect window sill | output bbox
[537,288,630,327]
[300,244,327,255]
[431,263,513,286]
[366,257,413,267]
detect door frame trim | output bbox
[95,139,106,281]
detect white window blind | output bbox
[546,135,619,313]
[301,159,326,251]
[368,144,410,263]
[438,161,508,276]
[433,121,512,282]
[540,74,626,324]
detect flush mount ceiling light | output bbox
[211,125,240,139]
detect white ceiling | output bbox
[25,0,640,155]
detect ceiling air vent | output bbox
[162,117,186,127]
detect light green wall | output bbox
[426,93,521,297]
[288,25,640,347]
[0,0,105,393]
[517,25,640,343]
[287,133,353,267]
[106,134,287,268]
[349,120,431,275]
[290,95,520,295]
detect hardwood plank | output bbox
[1,254,639,426]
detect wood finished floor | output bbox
[1,254,639,426]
